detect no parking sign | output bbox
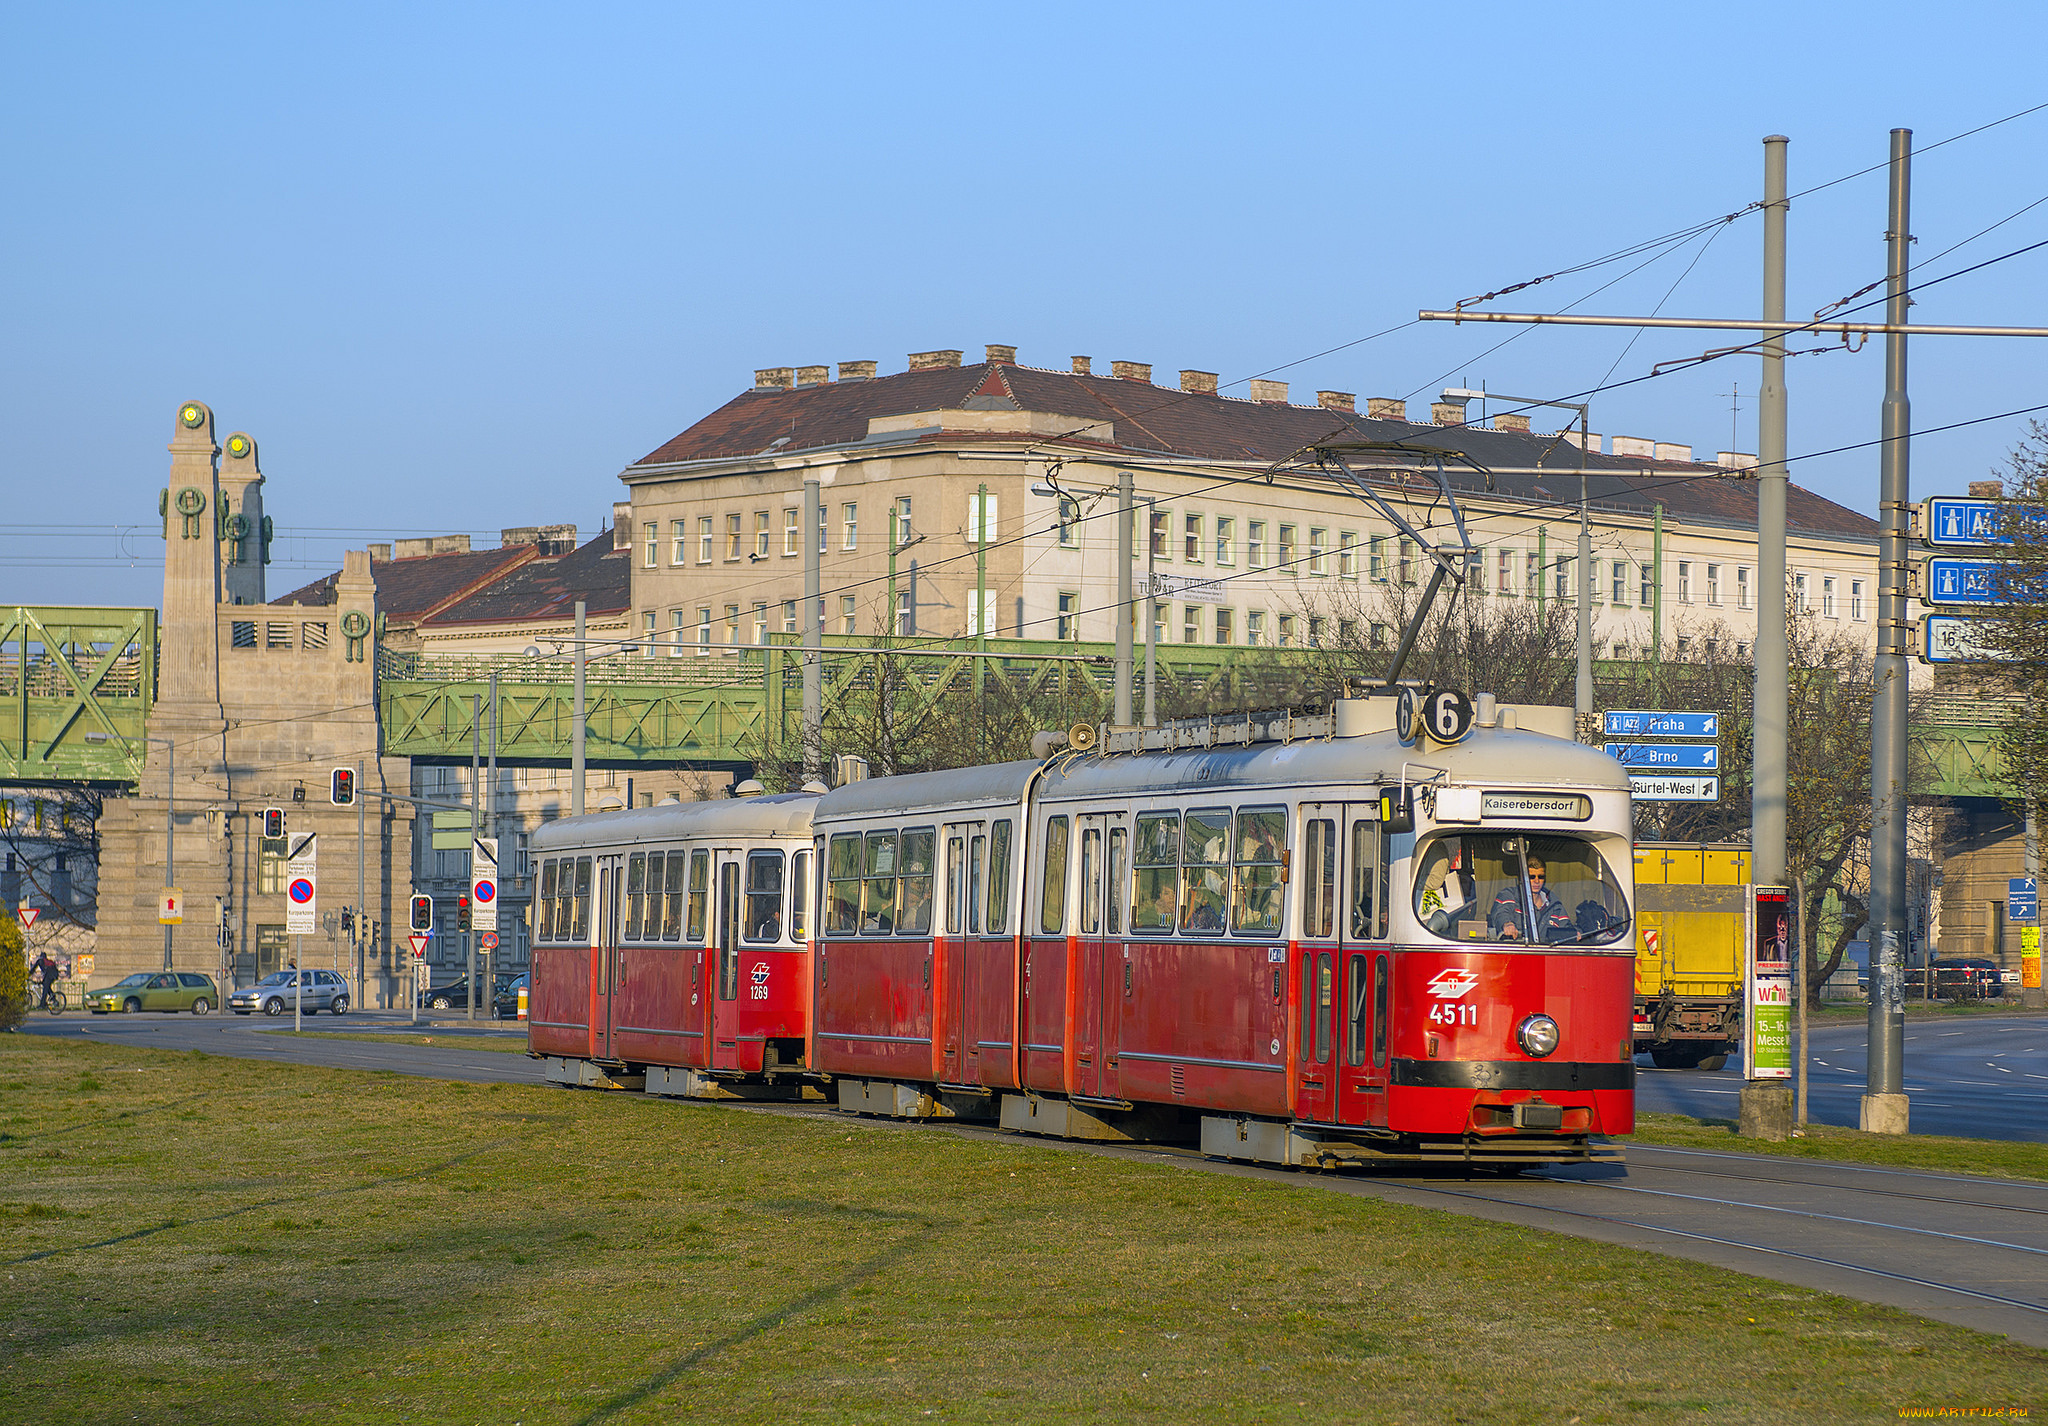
[285,834,318,935]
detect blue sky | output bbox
[6,2,2048,606]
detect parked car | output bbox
[229,969,350,1017]
[84,972,221,1015]
[420,972,518,1012]
[492,973,529,1021]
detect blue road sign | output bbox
[1605,742,1719,770]
[1921,614,2003,664]
[1924,498,2011,548]
[1922,557,2031,608]
[2012,877,2038,923]
[1603,710,1719,739]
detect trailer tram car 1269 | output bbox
[527,794,821,1098]
[812,692,1638,1168]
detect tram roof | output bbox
[529,792,819,852]
[813,760,1042,824]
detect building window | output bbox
[1278,524,1297,572]
[697,607,712,655]
[1215,517,1235,566]
[840,596,857,635]
[895,589,912,637]
[644,522,658,568]
[1677,561,1692,603]
[1150,508,1169,560]
[1307,615,1324,648]
[783,508,800,556]
[1498,549,1514,595]
[1851,579,1866,621]
[725,514,743,561]
[1215,607,1235,644]
[1338,531,1357,579]
[1400,539,1416,587]
[1184,514,1202,564]
[1277,613,1297,648]
[1151,602,1167,645]
[1371,622,1390,648]
[1057,497,1081,549]
[896,495,912,543]
[1822,576,1837,618]
[1707,564,1721,605]
[671,519,687,566]
[841,503,858,550]
[1308,527,1327,576]
[1056,591,1079,641]
[725,604,740,647]
[1737,566,1751,609]
[1612,560,1628,604]
[1246,610,1266,646]
[782,600,797,635]
[754,512,771,559]
[1372,536,1388,582]
[1337,617,1356,644]
[643,610,657,657]
[1555,557,1572,602]
[671,609,688,656]
[258,841,284,894]
[1640,563,1655,607]
[698,517,713,565]
[1795,572,1810,611]
[1736,641,1750,661]
[752,602,768,644]
[1182,605,1200,643]
[1247,520,1266,569]
[818,504,828,553]
[1526,550,1540,600]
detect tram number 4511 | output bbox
[1428,1002,1479,1027]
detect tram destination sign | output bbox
[1605,742,1719,770]
[1603,710,1718,739]
[1628,774,1721,803]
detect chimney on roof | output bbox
[1180,370,1219,395]
[612,502,633,550]
[1718,451,1758,472]
[838,359,877,381]
[1317,391,1356,413]
[368,543,391,562]
[1111,360,1153,383]
[795,364,829,386]
[393,535,473,559]
[984,344,1017,365]
[1560,429,1603,454]
[908,349,962,371]
[754,367,794,391]
[1969,479,2003,497]
[1492,412,1531,432]
[1610,436,1655,459]
[1366,397,1407,422]
[504,523,579,554]
[1654,442,1692,463]
[1430,402,1466,426]
[1248,379,1289,404]
[1071,356,1092,375]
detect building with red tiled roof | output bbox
[620,347,1880,664]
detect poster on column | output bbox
[285,834,319,936]
[1744,885,1793,1080]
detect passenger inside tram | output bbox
[1413,835,1629,945]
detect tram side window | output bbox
[1131,812,1179,932]
[1345,953,1367,1065]
[1350,820,1389,940]
[1302,819,1336,939]
[790,850,810,940]
[644,851,665,939]
[537,860,557,941]
[968,834,985,935]
[624,853,646,940]
[825,833,863,936]
[744,851,784,941]
[1039,816,1070,934]
[1107,826,1127,936]
[1079,826,1102,935]
[1180,809,1230,935]
[686,849,710,941]
[898,829,935,935]
[660,851,684,941]
[986,819,1013,934]
[945,834,965,936]
[863,830,899,934]
[1372,953,1390,1066]
[1232,806,1286,935]
[1315,952,1333,1064]
[570,857,593,942]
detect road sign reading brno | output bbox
[2013,876,2039,924]
[1603,710,1718,739]
[1606,742,1719,770]
[1921,556,2026,607]
[1921,614,2004,664]
[1628,774,1721,803]
[285,833,319,936]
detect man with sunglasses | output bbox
[1489,855,1574,943]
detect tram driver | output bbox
[1489,855,1575,943]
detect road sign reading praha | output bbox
[1604,710,1718,739]
[2012,877,2039,924]
[1606,742,1719,770]
[1921,556,2029,607]
[1628,774,1720,803]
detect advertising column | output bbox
[1745,886,1794,1081]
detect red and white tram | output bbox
[810,695,1636,1167]
[527,794,819,1097]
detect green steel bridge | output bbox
[0,607,2025,797]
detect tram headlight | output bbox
[1517,1014,1561,1059]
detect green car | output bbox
[84,972,221,1015]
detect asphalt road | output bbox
[20,1009,2048,1348]
[1636,1014,2048,1143]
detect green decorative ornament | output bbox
[174,487,205,515]
[340,610,371,638]
[226,512,251,540]
[180,404,206,429]
[227,434,250,458]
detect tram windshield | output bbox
[1412,834,1629,946]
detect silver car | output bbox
[229,969,350,1017]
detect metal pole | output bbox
[1143,498,1157,727]
[2024,799,2044,1009]
[355,757,364,1013]
[469,693,480,1025]
[571,600,586,816]
[163,739,174,971]
[1755,135,1789,893]
[294,934,302,1032]
[1651,505,1665,661]
[1864,129,1914,1134]
[1115,471,1134,725]
[803,476,822,782]
[487,671,498,843]
[975,482,988,763]
[1576,460,1593,722]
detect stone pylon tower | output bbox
[218,429,267,606]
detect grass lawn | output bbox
[1,1036,2041,1425]
[255,1029,533,1054]
[1624,1111,2048,1183]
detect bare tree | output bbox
[1,787,103,932]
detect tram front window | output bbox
[1414,834,1628,946]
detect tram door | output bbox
[1293,807,1340,1123]
[1339,805,1392,1124]
[1073,812,1127,1100]
[711,853,743,1070]
[940,823,973,1083]
[592,854,624,1060]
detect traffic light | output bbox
[456,895,472,932]
[330,768,355,806]
[410,894,433,932]
[261,806,285,840]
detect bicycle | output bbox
[32,984,67,1014]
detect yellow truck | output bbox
[1632,842,1751,1070]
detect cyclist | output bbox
[33,951,59,1009]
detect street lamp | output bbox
[1443,388,1595,725]
[85,730,177,970]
